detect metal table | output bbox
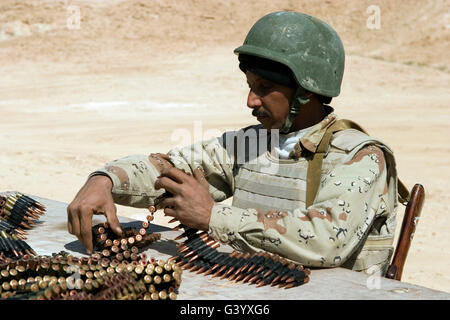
[3,192,449,300]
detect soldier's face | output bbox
[246,71,295,130]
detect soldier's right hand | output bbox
[67,175,123,254]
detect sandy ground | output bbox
[0,0,449,293]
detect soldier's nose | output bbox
[247,90,262,109]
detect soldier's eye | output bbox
[259,84,273,94]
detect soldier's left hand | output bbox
[155,167,214,231]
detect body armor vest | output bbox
[231,127,399,275]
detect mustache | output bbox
[252,108,270,118]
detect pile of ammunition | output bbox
[90,214,161,262]
[171,224,310,289]
[0,193,45,262]
[0,251,181,300]
[1,204,180,300]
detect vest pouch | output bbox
[348,235,394,276]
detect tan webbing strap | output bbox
[397,179,410,206]
[306,120,350,207]
[305,119,410,208]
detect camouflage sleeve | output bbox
[208,146,391,268]
[89,154,168,208]
[89,137,235,208]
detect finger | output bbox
[159,197,177,209]
[160,167,190,183]
[79,208,94,254]
[155,176,182,194]
[193,168,209,190]
[163,206,176,217]
[103,202,122,237]
[67,206,74,234]
[68,209,80,237]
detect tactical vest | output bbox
[231,120,406,275]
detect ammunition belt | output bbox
[0,250,181,300]
[1,205,180,300]
[90,214,161,262]
[0,193,45,262]
[170,222,311,289]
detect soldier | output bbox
[67,11,402,275]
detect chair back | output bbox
[385,184,425,280]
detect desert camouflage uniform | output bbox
[90,108,398,275]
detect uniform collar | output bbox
[289,105,337,159]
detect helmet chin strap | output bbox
[280,86,310,134]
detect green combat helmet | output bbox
[234,11,345,133]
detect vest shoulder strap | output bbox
[306,119,410,208]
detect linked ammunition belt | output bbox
[169,221,311,289]
[0,204,180,300]
[0,193,45,261]
[0,251,181,300]
[90,214,161,261]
